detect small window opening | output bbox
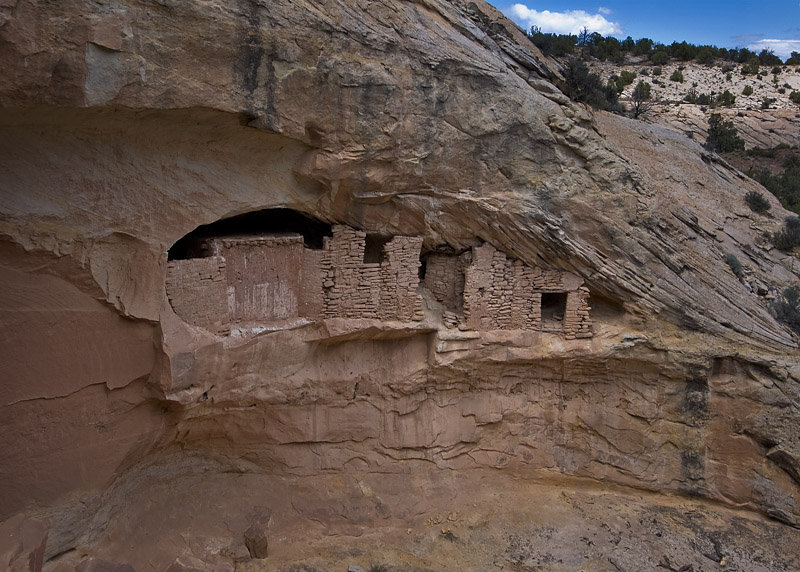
[363,234,391,264]
[418,257,428,280]
[541,292,568,328]
[168,208,332,260]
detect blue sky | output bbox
[493,1,800,59]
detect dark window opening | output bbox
[363,234,391,264]
[168,208,333,260]
[541,292,568,326]
[418,249,435,280]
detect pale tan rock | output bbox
[591,59,800,149]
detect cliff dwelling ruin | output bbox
[166,210,593,338]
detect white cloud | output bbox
[598,6,612,15]
[746,38,800,59]
[506,3,622,36]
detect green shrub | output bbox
[651,50,669,65]
[742,85,754,96]
[619,70,637,85]
[563,58,615,110]
[724,253,744,280]
[527,26,577,57]
[742,58,760,75]
[696,47,714,65]
[749,155,800,214]
[761,97,776,109]
[790,91,800,105]
[652,66,662,76]
[631,81,652,118]
[771,285,800,335]
[634,37,653,56]
[715,90,736,107]
[684,87,698,103]
[705,113,744,152]
[726,72,732,81]
[774,216,800,250]
[745,190,771,213]
[670,69,684,82]
[759,49,783,66]
[614,70,637,92]
[747,148,776,158]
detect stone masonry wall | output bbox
[380,236,425,321]
[464,244,540,331]
[565,287,592,339]
[320,226,424,321]
[423,252,470,314]
[319,226,369,319]
[166,228,589,337]
[166,256,228,334]
[167,227,426,331]
[463,244,592,337]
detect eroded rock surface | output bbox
[0,0,799,568]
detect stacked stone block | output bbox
[165,225,589,338]
[564,287,592,339]
[320,226,424,321]
[319,226,372,319]
[423,252,469,314]
[165,256,228,334]
[532,268,566,291]
[462,243,591,337]
[464,244,542,331]
[380,236,425,321]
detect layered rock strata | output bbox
[0,0,799,568]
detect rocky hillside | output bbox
[591,58,800,149]
[1,1,799,570]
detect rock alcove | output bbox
[166,209,593,338]
[2,0,800,567]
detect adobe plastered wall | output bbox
[215,235,304,323]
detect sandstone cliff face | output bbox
[1,0,799,568]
